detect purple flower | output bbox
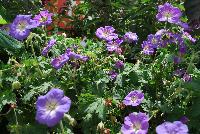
[173,56,181,64]
[173,69,185,77]
[10,15,32,40]
[177,21,191,31]
[182,32,196,43]
[95,26,118,41]
[108,70,118,80]
[51,53,69,70]
[65,48,89,62]
[31,10,53,27]
[182,73,192,82]
[156,121,188,134]
[155,29,168,36]
[180,116,189,124]
[115,60,124,69]
[0,24,11,34]
[121,112,149,134]
[42,38,56,56]
[173,34,184,45]
[141,41,155,55]
[156,3,182,24]
[179,45,187,55]
[123,90,144,107]
[123,32,138,43]
[147,34,162,48]
[106,39,123,52]
[35,88,71,127]
[76,55,89,62]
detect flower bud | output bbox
[12,81,21,90]
[64,114,77,126]
[97,121,104,131]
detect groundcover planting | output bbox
[0,0,200,134]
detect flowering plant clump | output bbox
[31,10,53,27]
[1,1,200,134]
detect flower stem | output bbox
[13,109,19,134]
[60,120,65,134]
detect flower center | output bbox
[131,96,137,102]
[17,21,27,31]
[152,38,157,44]
[46,99,58,111]
[132,122,141,131]
[164,11,172,18]
[144,45,150,50]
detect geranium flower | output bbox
[156,121,188,134]
[123,90,144,107]
[180,116,189,124]
[147,34,162,48]
[51,54,69,70]
[121,112,149,134]
[35,88,71,127]
[182,73,192,82]
[65,48,89,62]
[95,26,118,41]
[31,10,53,27]
[141,41,155,55]
[106,39,123,52]
[115,60,124,69]
[42,38,56,56]
[156,3,182,24]
[123,32,138,43]
[108,70,118,80]
[182,32,196,43]
[10,15,32,40]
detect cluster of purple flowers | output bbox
[142,3,196,55]
[121,90,147,134]
[96,26,138,54]
[156,121,188,134]
[51,48,89,70]
[108,60,124,80]
[36,88,71,127]
[173,69,192,82]
[31,10,53,28]
[0,10,53,40]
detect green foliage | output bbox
[0,31,22,55]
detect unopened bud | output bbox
[97,121,104,131]
[12,81,21,90]
[64,114,77,126]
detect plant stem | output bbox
[60,120,65,134]
[13,109,19,134]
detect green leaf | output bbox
[183,79,200,91]
[85,98,105,120]
[0,31,22,55]
[0,15,7,24]
[0,90,16,111]
[189,97,200,117]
